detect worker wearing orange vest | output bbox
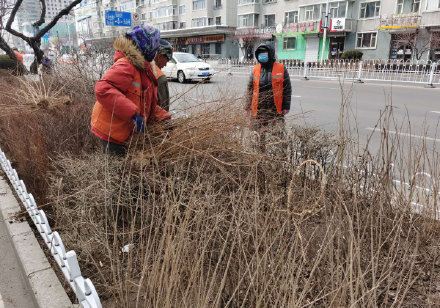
[246,41,292,124]
[152,39,173,112]
[246,41,291,153]
[91,25,171,156]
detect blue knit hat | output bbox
[126,25,160,62]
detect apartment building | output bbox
[147,0,239,57]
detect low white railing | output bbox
[0,147,102,308]
[213,59,440,86]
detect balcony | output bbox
[421,10,440,27]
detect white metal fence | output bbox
[212,59,440,86]
[0,147,102,308]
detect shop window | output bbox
[264,14,275,27]
[359,1,380,18]
[215,43,222,55]
[283,37,296,50]
[356,32,377,48]
[202,43,210,56]
[285,11,298,24]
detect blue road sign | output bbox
[105,10,132,27]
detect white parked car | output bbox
[161,52,214,83]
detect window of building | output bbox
[214,0,222,8]
[359,1,381,18]
[396,0,404,13]
[238,0,259,5]
[329,1,347,18]
[356,32,377,48]
[208,17,214,25]
[425,0,440,10]
[155,21,178,30]
[285,11,298,23]
[300,4,324,21]
[412,0,420,11]
[238,14,258,27]
[215,42,221,54]
[152,5,176,18]
[180,22,186,28]
[141,13,146,20]
[264,14,275,27]
[191,17,207,27]
[192,0,206,10]
[215,16,221,24]
[179,4,185,14]
[263,0,276,3]
[283,37,296,49]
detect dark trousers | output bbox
[99,139,127,157]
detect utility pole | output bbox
[320,0,330,63]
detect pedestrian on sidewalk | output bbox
[245,41,292,154]
[152,39,173,112]
[91,25,171,156]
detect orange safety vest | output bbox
[251,62,284,117]
[154,64,165,79]
[91,57,142,143]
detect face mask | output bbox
[258,53,269,63]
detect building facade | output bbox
[72,0,440,60]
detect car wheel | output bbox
[178,70,186,83]
[204,77,211,82]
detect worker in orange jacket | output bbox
[12,48,23,63]
[246,41,292,153]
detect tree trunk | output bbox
[29,37,44,74]
[0,35,29,74]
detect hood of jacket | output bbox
[113,36,145,71]
[255,41,276,66]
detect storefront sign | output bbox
[185,35,225,44]
[379,13,420,30]
[330,18,345,32]
[234,27,275,39]
[273,21,319,36]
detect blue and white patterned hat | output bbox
[126,25,160,62]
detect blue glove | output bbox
[131,113,145,133]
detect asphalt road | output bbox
[168,72,440,181]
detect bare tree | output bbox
[0,0,28,73]
[2,0,84,73]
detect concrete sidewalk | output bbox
[0,201,35,308]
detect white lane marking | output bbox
[429,111,440,114]
[300,85,340,90]
[366,127,440,142]
[292,95,302,98]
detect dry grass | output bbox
[1,63,440,308]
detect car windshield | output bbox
[175,53,199,63]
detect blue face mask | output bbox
[258,53,269,63]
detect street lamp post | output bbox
[320,0,330,63]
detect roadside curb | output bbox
[0,175,75,308]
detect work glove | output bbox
[132,113,145,133]
[282,109,290,115]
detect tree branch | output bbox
[5,0,24,31]
[36,0,83,39]
[33,0,47,28]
